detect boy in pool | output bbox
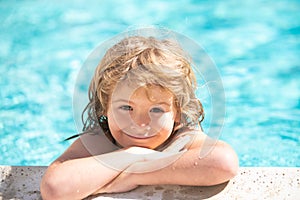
[40,36,238,199]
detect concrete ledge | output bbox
[0,166,299,200]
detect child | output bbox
[40,35,238,200]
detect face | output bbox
[106,80,179,149]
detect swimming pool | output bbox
[0,0,299,166]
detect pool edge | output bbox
[0,166,299,199]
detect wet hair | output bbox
[81,36,204,140]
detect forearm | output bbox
[129,141,239,186]
[41,149,144,200]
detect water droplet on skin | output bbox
[194,162,198,166]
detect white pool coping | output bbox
[0,166,299,200]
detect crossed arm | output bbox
[40,132,239,200]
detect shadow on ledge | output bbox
[86,181,229,200]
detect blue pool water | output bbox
[0,0,299,166]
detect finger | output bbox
[124,146,156,154]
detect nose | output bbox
[131,110,151,127]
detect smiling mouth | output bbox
[123,132,156,139]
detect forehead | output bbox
[111,79,174,103]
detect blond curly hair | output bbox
[82,36,204,135]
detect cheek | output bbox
[107,110,121,136]
[112,110,133,129]
[152,112,175,131]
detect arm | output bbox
[41,131,239,198]
[40,138,150,200]
[40,137,183,200]
[131,140,238,186]
[97,132,239,194]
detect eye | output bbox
[150,107,165,113]
[119,105,133,111]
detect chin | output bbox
[120,139,161,149]
[124,141,157,149]
[113,132,168,150]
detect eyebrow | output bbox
[112,99,133,104]
[112,99,172,106]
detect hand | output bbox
[95,147,177,194]
[121,137,193,173]
[124,146,157,155]
[125,146,186,161]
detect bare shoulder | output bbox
[54,133,119,163]
[172,127,206,149]
[176,128,238,165]
[174,128,233,150]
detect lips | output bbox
[121,124,160,139]
[123,132,157,139]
